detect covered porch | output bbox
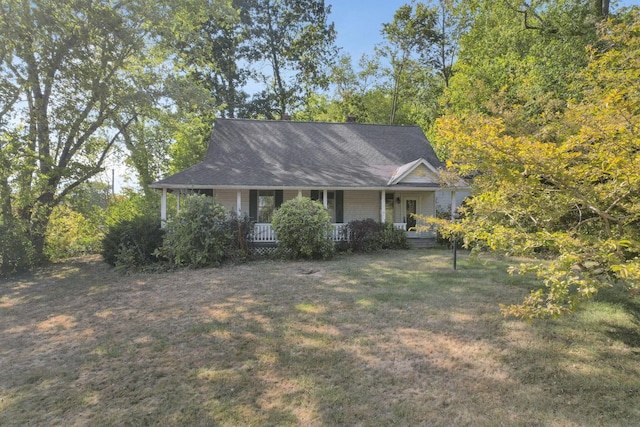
[251,222,410,243]
[157,187,463,242]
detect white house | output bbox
[150,119,469,242]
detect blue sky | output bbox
[328,0,639,62]
[329,1,408,60]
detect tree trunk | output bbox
[595,0,610,18]
[27,192,56,264]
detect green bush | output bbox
[101,214,164,269]
[343,219,382,253]
[45,205,104,260]
[271,197,334,260]
[161,195,252,267]
[221,212,254,263]
[342,219,409,252]
[104,190,159,228]
[0,220,35,276]
[377,222,409,249]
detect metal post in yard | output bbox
[453,237,457,271]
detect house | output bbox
[150,118,469,242]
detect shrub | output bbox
[45,205,104,260]
[343,219,382,253]
[161,195,252,267]
[0,220,35,276]
[271,197,334,259]
[222,212,254,263]
[101,214,164,269]
[377,222,409,249]
[342,219,409,252]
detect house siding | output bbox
[344,190,381,222]
[206,188,442,225]
[213,189,250,217]
[435,190,470,217]
[402,165,439,184]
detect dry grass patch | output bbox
[1,250,639,426]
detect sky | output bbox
[328,1,408,61]
[328,0,639,62]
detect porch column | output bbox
[323,189,328,208]
[161,188,167,227]
[451,190,457,220]
[297,189,302,198]
[380,190,386,223]
[176,191,180,214]
[236,190,242,216]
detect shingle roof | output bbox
[151,119,444,189]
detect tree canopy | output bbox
[434,9,640,318]
[2,0,638,321]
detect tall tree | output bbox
[434,9,640,318]
[429,0,470,88]
[0,0,165,262]
[445,0,602,132]
[378,2,440,124]
[173,0,251,118]
[245,0,338,118]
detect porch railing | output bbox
[251,222,409,243]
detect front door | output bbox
[406,199,417,230]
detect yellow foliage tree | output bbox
[431,11,640,319]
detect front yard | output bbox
[1,250,639,426]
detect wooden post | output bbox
[237,190,242,216]
[323,189,328,209]
[380,190,386,223]
[161,188,167,227]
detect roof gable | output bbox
[152,119,445,189]
[388,158,440,186]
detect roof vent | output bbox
[281,114,291,120]
[346,115,357,123]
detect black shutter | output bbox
[249,190,257,221]
[336,190,344,223]
[310,190,319,201]
[275,190,283,208]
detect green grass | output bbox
[1,249,639,426]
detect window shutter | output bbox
[275,190,283,208]
[249,190,257,221]
[336,190,344,223]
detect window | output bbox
[327,191,336,223]
[311,190,341,223]
[385,193,395,223]
[258,190,275,222]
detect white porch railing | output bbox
[251,222,409,243]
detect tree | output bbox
[443,0,617,136]
[0,0,166,262]
[245,0,338,118]
[419,0,469,89]
[377,2,440,124]
[172,0,251,119]
[434,10,640,319]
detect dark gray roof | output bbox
[151,119,444,189]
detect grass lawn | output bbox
[1,249,639,426]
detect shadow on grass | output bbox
[1,250,639,426]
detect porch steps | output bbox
[408,238,437,249]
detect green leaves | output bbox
[271,197,334,260]
[435,9,640,319]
